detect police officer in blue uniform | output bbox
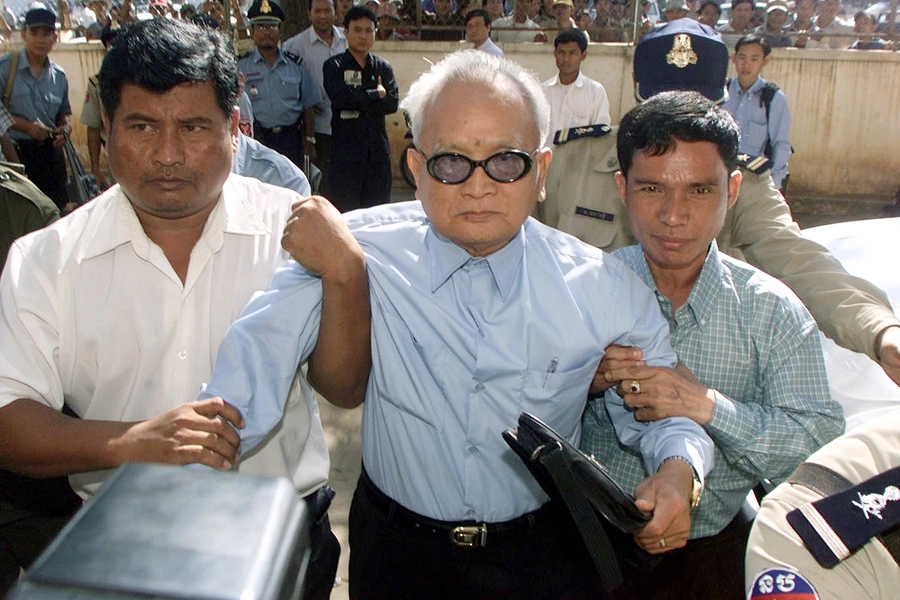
[0,8,73,211]
[238,0,322,169]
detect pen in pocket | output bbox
[542,356,559,389]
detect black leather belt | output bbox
[360,468,555,548]
[256,122,299,135]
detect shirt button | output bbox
[178,350,188,360]
[475,383,484,392]
[466,509,476,518]
[468,446,479,455]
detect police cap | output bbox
[23,8,57,30]
[634,18,729,104]
[248,0,284,24]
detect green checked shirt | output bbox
[581,241,844,539]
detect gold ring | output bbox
[630,380,641,394]
[658,538,666,549]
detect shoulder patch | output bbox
[748,568,819,600]
[554,123,612,146]
[737,153,773,174]
[283,50,303,65]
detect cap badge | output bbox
[261,0,272,14]
[667,34,698,69]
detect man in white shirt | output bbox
[282,0,348,195]
[465,8,504,55]
[493,0,545,42]
[541,28,610,147]
[0,19,369,600]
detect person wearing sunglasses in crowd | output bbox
[200,49,714,598]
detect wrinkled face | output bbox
[346,16,375,53]
[23,26,56,58]
[104,82,237,221]
[251,21,281,50]
[554,41,585,79]
[698,3,720,26]
[407,80,552,258]
[795,0,816,21]
[731,0,753,27]
[466,15,490,44]
[734,41,768,86]
[767,8,788,29]
[311,0,335,33]
[617,140,740,283]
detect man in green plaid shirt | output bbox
[579,91,845,600]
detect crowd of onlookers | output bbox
[0,0,894,49]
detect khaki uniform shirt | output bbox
[0,165,59,268]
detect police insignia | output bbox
[748,568,819,600]
[261,0,272,13]
[666,34,698,69]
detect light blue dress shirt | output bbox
[0,49,71,142]
[233,133,311,195]
[237,48,323,129]
[582,242,843,538]
[202,202,714,522]
[282,26,348,136]
[723,77,792,188]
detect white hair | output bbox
[400,50,550,150]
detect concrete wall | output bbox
[13,39,900,198]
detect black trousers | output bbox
[0,472,82,596]
[15,140,67,210]
[348,469,607,600]
[312,133,333,197]
[606,510,753,600]
[255,122,304,169]
[327,159,391,213]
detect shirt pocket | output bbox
[519,360,597,439]
[743,117,769,155]
[277,73,303,104]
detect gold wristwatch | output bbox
[659,455,702,510]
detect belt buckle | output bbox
[450,524,487,548]
[271,126,283,134]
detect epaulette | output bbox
[737,153,772,174]
[786,463,900,568]
[553,124,612,146]
[283,50,303,66]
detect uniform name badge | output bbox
[344,70,363,87]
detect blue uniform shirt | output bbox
[723,77,792,188]
[0,49,71,142]
[202,202,714,522]
[237,48,323,129]
[233,133,311,195]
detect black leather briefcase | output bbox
[8,462,309,600]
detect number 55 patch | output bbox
[748,567,819,599]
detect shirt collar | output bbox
[631,241,724,330]
[78,176,272,261]
[309,25,345,46]
[427,226,525,301]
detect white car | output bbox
[803,217,900,431]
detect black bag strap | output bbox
[3,51,19,110]
[535,441,628,596]
[760,82,779,158]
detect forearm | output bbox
[0,398,130,477]
[731,176,897,359]
[307,256,371,408]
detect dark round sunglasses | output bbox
[421,149,536,185]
